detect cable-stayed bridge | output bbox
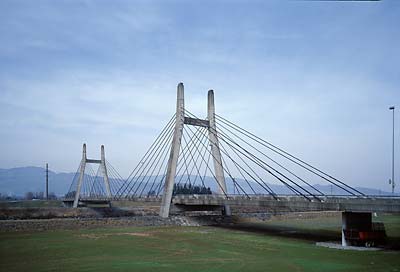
[63,83,400,246]
[64,144,125,208]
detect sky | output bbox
[0,0,399,191]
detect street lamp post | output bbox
[389,106,395,194]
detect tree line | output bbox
[24,191,57,200]
[0,192,57,201]
[173,183,212,195]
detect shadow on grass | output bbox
[88,207,139,217]
[216,222,340,242]
[215,222,400,250]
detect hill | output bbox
[0,167,395,197]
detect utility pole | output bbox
[46,163,49,200]
[389,106,395,195]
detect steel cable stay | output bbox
[184,109,276,198]
[190,117,304,199]
[218,139,256,197]
[129,124,176,197]
[154,127,205,197]
[82,165,91,196]
[94,165,105,197]
[183,127,211,189]
[184,109,268,196]
[159,132,188,187]
[174,131,199,186]
[183,125,229,197]
[155,172,168,196]
[116,114,176,197]
[118,118,176,197]
[117,117,176,197]
[106,163,125,196]
[183,125,230,198]
[215,116,362,197]
[185,110,237,191]
[154,133,197,197]
[94,165,106,197]
[125,113,176,182]
[137,128,175,197]
[215,117,322,198]
[186,109,299,200]
[188,124,250,198]
[219,137,267,196]
[140,142,171,197]
[215,118,325,197]
[84,164,96,197]
[106,160,125,181]
[105,161,126,196]
[145,140,173,197]
[150,114,193,197]
[180,133,193,187]
[177,135,213,195]
[180,128,210,190]
[134,127,175,196]
[201,126,273,198]
[174,125,208,185]
[214,125,320,201]
[66,163,83,198]
[212,126,316,201]
[81,165,90,197]
[193,129,213,189]
[184,124,240,196]
[177,126,209,189]
[89,165,104,197]
[89,165,101,197]
[106,174,118,196]
[202,150,212,188]
[106,167,118,195]
[126,120,175,197]
[215,114,365,197]
[218,144,249,197]
[111,167,126,195]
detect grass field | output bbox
[0,215,399,272]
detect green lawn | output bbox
[0,215,399,272]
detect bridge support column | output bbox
[208,90,231,216]
[73,143,87,208]
[341,211,372,247]
[160,83,185,218]
[100,145,112,198]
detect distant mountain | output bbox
[201,176,395,196]
[0,167,396,197]
[0,167,74,196]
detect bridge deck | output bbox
[172,195,400,213]
[62,195,400,213]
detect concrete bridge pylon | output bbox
[159,83,230,218]
[73,143,112,208]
